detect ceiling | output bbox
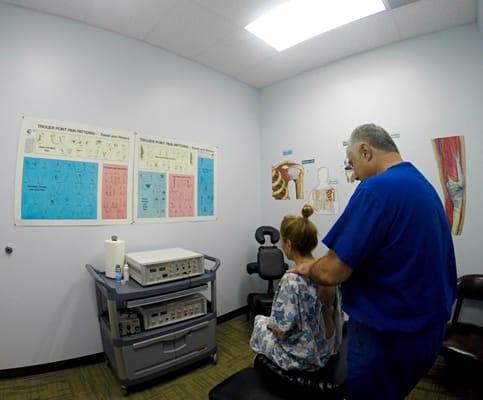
[1,0,478,88]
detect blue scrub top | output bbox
[323,162,457,332]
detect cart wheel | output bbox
[211,352,217,365]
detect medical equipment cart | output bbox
[86,255,220,395]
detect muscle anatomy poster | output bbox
[15,117,134,225]
[272,161,305,200]
[309,167,339,215]
[134,135,217,222]
[432,135,466,235]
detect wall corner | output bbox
[478,0,483,38]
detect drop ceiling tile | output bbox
[240,0,477,87]
[195,29,277,77]
[2,0,93,21]
[86,0,177,40]
[145,0,238,59]
[344,10,401,52]
[192,0,287,27]
[236,56,290,88]
[237,33,355,87]
[392,0,477,39]
[385,0,419,9]
[237,10,400,87]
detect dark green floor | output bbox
[0,315,481,399]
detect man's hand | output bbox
[288,260,313,277]
[289,250,352,285]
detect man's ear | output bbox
[360,143,373,161]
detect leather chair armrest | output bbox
[247,262,259,274]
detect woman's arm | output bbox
[268,274,300,340]
[319,286,336,339]
[319,286,336,305]
[267,324,288,340]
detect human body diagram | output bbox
[272,161,305,200]
[309,167,339,215]
[432,136,466,235]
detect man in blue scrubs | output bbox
[291,124,457,399]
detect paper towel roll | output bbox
[105,236,125,279]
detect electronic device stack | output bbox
[86,248,220,395]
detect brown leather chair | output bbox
[442,274,483,365]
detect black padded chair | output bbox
[246,226,288,319]
[442,274,483,365]
[209,323,347,400]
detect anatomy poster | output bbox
[15,117,134,225]
[341,140,356,183]
[169,174,195,217]
[432,135,466,235]
[134,135,217,222]
[343,158,356,183]
[272,161,305,200]
[137,171,167,218]
[102,164,129,220]
[197,154,215,216]
[309,167,339,215]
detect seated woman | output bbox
[250,205,343,371]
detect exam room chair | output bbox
[442,274,483,366]
[246,226,288,319]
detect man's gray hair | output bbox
[349,123,399,153]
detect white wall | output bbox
[0,4,264,369]
[479,0,483,37]
[261,25,483,317]
[2,4,483,372]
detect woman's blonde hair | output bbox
[280,204,318,256]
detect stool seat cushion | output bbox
[209,356,345,400]
[209,367,290,400]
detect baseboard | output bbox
[216,305,248,324]
[0,306,248,379]
[0,353,105,380]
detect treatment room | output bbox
[1,0,483,399]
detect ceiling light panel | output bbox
[245,0,387,51]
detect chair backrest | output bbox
[258,247,286,280]
[457,274,483,301]
[452,274,483,325]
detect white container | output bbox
[104,235,125,278]
[122,264,130,284]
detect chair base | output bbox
[247,293,273,319]
[442,322,483,363]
